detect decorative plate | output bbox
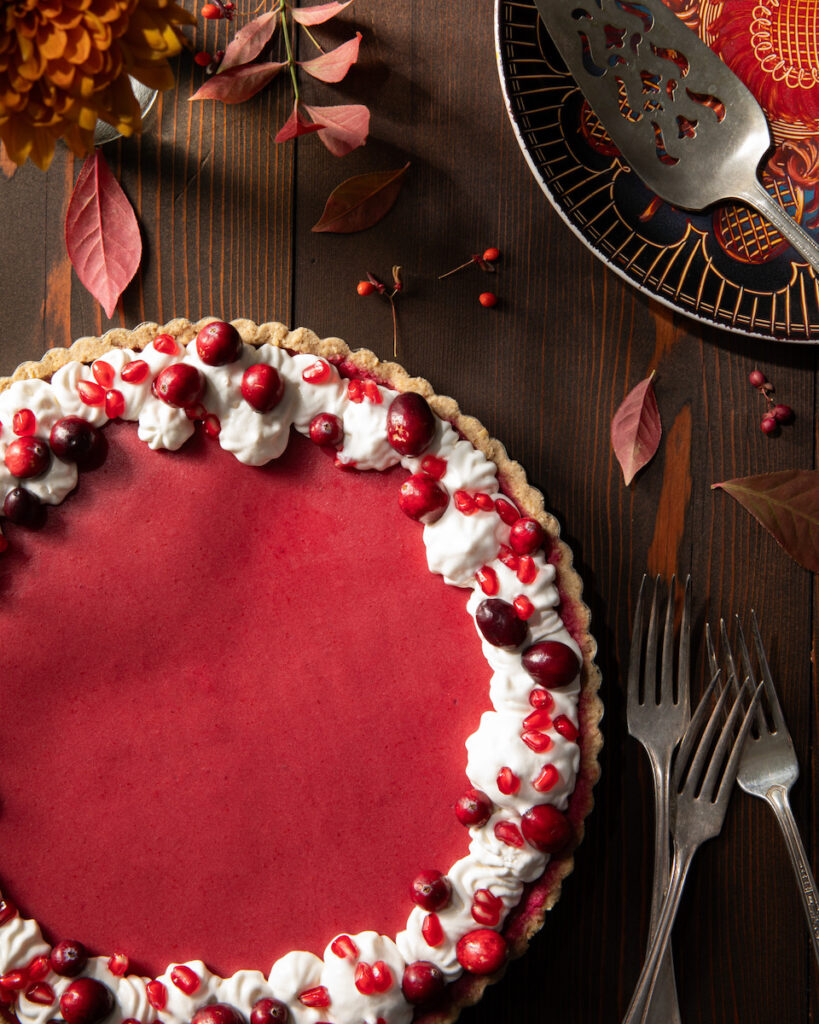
[495,0,819,342]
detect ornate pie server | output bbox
[532,0,819,273]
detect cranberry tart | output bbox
[0,319,601,1024]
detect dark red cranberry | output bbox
[192,1005,246,1024]
[455,788,492,827]
[4,436,49,479]
[509,516,545,555]
[309,413,343,447]
[476,598,528,649]
[455,929,507,975]
[772,403,794,424]
[49,939,88,977]
[748,369,766,388]
[399,474,448,524]
[386,393,436,456]
[153,364,205,408]
[522,640,580,688]
[59,978,114,1024]
[250,998,288,1024]
[760,415,778,435]
[50,417,102,467]
[520,804,572,853]
[410,870,452,911]
[241,364,284,413]
[196,321,242,366]
[401,962,445,1004]
[3,487,44,528]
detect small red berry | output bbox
[50,417,102,467]
[522,640,580,688]
[170,965,199,995]
[455,788,492,827]
[4,436,49,479]
[191,1005,245,1024]
[196,321,242,366]
[509,516,545,555]
[59,979,114,1024]
[201,3,221,17]
[482,247,500,262]
[194,51,212,67]
[748,369,767,388]
[410,870,452,911]
[476,598,528,649]
[49,940,88,977]
[387,392,436,456]
[760,414,778,436]
[309,413,343,447]
[241,364,285,413]
[401,962,445,1005]
[479,292,498,308]
[2,486,43,526]
[772,403,794,424]
[520,804,572,853]
[455,929,507,975]
[357,280,376,296]
[399,474,448,524]
[153,364,205,408]
[251,998,288,1024]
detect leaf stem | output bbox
[280,0,299,101]
[302,25,326,53]
[389,295,398,358]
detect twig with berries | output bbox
[357,267,402,358]
[438,247,501,308]
[749,369,794,436]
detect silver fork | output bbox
[706,613,819,965]
[622,672,762,1024]
[627,575,691,1024]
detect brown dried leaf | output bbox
[712,469,819,573]
[312,163,410,233]
[611,373,661,485]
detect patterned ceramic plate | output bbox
[495,0,819,342]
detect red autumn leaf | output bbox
[189,62,286,104]
[291,0,353,25]
[65,150,141,319]
[312,163,410,233]
[275,103,323,142]
[302,103,369,156]
[218,11,279,72]
[610,372,661,485]
[299,33,362,82]
[712,470,819,573]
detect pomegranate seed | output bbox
[521,730,552,753]
[50,940,88,977]
[521,804,572,853]
[471,889,503,926]
[478,292,498,308]
[533,764,560,792]
[399,474,448,524]
[298,986,330,1009]
[330,935,358,960]
[302,360,331,384]
[553,715,579,742]
[773,403,794,424]
[250,998,288,1024]
[12,410,35,436]
[60,979,114,1024]
[495,498,519,525]
[514,595,535,619]
[371,962,392,992]
[354,963,374,995]
[77,380,105,406]
[170,965,200,995]
[476,598,528,648]
[0,899,17,926]
[476,565,499,596]
[475,492,494,511]
[454,490,476,514]
[456,929,507,975]
[185,402,207,422]
[153,334,179,355]
[92,361,115,388]
[523,640,580,688]
[516,555,537,584]
[357,280,376,296]
[107,953,128,976]
[401,962,444,1004]
[196,321,242,366]
[104,389,125,419]
[529,687,555,710]
[347,379,364,402]
[509,517,545,555]
[204,414,221,438]
[153,364,205,409]
[455,788,492,827]
[420,454,447,479]
[26,957,49,982]
[523,707,553,730]
[496,766,520,795]
[494,820,524,848]
[25,983,55,1006]
[0,986,14,1006]
[748,369,767,388]
[146,980,167,1010]
[192,1006,244,1024]
[421,913,444,947]
[241,364,285,413]
[386,392,436,456]
[498,545,518,570]
[120,360,149,384]
[1,971,27,991]
[363,380,382,404]
[4,436,50,479]
[410,870,451,912]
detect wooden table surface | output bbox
[1,2,817,1022]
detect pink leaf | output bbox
[302,103,369,156]
[189,62,286,104]
[275,103,323,142]
[291,1,353,25]
[219,11,279,72]
[299,33,362,82]
[610,372,661,485]
[65,151,141,319]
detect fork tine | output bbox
[733,617,758,689]
[719,618,743,699]
[705,621,718,679]
[659,575,676,705]
[678,674,732,796]
[750,610,787,734]
[715,682,764,804]
[641,575,661,705]
[627,575,647,708]
[673,670,720,790]
[677,575,691,714]
[698,679,753,802]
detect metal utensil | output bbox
[627,576,690,1024]
[622,673,761,1024]
[533,0,819,272]
[706,613,819,965]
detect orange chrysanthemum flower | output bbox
[0,0,195,170]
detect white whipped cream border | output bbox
[0,339,582,1024]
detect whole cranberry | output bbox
[50,417,102,467]
[522,640,580,688]
[509,516,545,555]
[520,804,572,853]
[748,369,767,388]
[401,961,445,1004]
[250,998,288,1024]
[399,474,448,524]
[760,415,778,435]
[454,788,492,827]
[191,1005,246,1024]
[773,403,795,424]
[410,869,452,911]
[59,978,114,1024]
[196,321,242,365]
[455,929,507,975]
[3,487,44,528]
[49,939,88,977]
[309,413,343,447]
[4,436,49,479]
[386,393,436,456]
[153,364,205,409]
[241,364,284,413]
[475,598,528,649]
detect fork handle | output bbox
[766,784,819,966]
